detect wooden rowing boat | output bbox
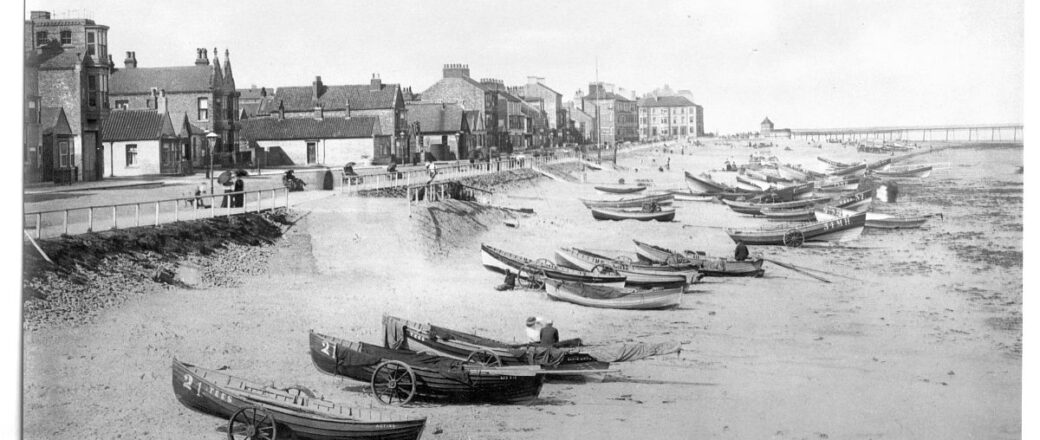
[725,211,867,246]
[480,244,627,287]
[380,315,611,373]
[665,188,716,202]
[173,358,426,439]
[543,279,683,310]
[580,193,674,209]
[594,184,647,194]
[829,162,867,177]
[814,206,929,229]
[722,196,832,216]
[630,240,765,277]
[589,206,676,222]
[554,247,699,287]
[736,174,771,191]
[760,207,818,222]
[872,165,932,179]
[684,171,736,193]
[817,156,851,167]
[310,331,544,405]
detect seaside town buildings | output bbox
[24,10,112,183]
[107,48,239,174]
[24,10,713,182]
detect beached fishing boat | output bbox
[814,206,930,229]
[542,279,683,310]
[866,157,893,171]
[684,171,735,193]
[760,207,818,222]
[380,315,611,372]
[480,244,627,287]
[580,193,673,209]
[665,188,716,202]
[817,156,851,168]
[722,196,832,216]
[172,358,427,439]
[736,174,772,191]
[814,176,861,193]
[554,247,700,287]
[871,164,932,179]
[630,240,765,277]
[594,184,647,194]
[725,211,866,246]
[589,206,676,222]
[309,331,544,405]
[829,162,867,177]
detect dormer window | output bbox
[60,30,72,45]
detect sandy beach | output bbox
[22,139,1022,439]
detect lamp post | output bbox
[206,131,219,195]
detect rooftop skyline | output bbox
[21,0,1025,134]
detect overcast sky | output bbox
[21,0,1025,134]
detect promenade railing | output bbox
[23,187,291,240]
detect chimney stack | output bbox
[157,89,168,114]
[124,51,137,68]
[278,101,285,119]
[312,76,323,101]
[443,63,471,79]
[370,73,382,91]
[195,48,209,65]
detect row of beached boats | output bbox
[173,312,631,439]
[480,241,765,310]
[584,185,678,221]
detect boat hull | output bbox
[480,244,627,287]
[594,185,647,194]
[590,207,676,222]
[684,171,732,193]
[631,240,765,277]
[581,193,674,209]
[554,248,698,286]
[543,280,683,310]
[310,332,544,404]
[725,211,867,245]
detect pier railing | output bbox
[23,187,291,240]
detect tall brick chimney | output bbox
[443,63,470,79]
[370,73,382,91]
[124,51,137,68]
[194,48,208,65]
[312,76,323,101]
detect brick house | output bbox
[238,114,382,167]
[637,95,701,140]
[512,76,564,147]
[405,102,470,161]
[579,82,639,145]
[24,10,112,183]
[264,75,406,164]
[101,105,192,177]
[108,48,239,168]
[565,101,595,145]
[421,64,522,156]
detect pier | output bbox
[789,123,1023,143]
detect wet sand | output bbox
[21,139,1022,439]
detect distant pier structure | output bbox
[788,123,1023,143]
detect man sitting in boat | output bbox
[641,201,662,213]
[539,320,560,346]
[734,240,749,261]
[525,316,546,343]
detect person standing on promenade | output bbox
[232,175,245,207]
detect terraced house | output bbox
[422,64,524,156]
[24,10,112,183]
[264,75,407,165]
[637,95,702,140]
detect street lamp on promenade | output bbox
[206,131,219,195]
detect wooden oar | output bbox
[760,258,831,283]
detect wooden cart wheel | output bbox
[371,361,417,406]
[518,264,547,290]
[465,349,503,367]
[782,229,805,248]
[227,406,277,440]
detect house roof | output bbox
[406,103,466,134]
[762,117,773,125]
[172,112,195,137]
[110,66,214,94]
[239,116,381,141]
[269,83,400,112]
[104,110,176,141]
[40,107,73,136]
[237,87,268,101]
[637,96,696,108]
